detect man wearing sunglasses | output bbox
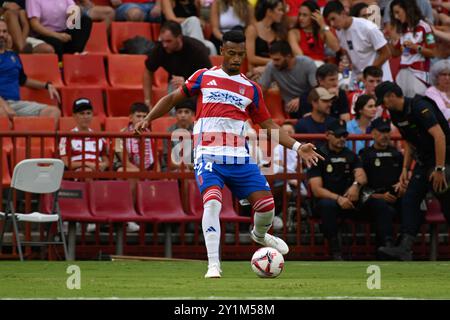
[308,118,393,260]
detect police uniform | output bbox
[308,120,395,258]
[375,81,450,260]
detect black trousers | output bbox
[38,14,92,60]
[314,197,398,245]
[401,163,450,236]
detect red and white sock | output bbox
[252,196,275,238]
[202,187,222,266]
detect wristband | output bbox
[45,81,52,89]
[292,141,302,152]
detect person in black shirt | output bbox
[299,63,351,121]
[375,81,450,261]
[359,117,404,249]
[143,20,212,109]
[308,119,396,259]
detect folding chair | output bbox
[0,159,68,261]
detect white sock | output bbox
[202,199,222,267]
[253,208,275,238]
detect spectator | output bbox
[245,0,287,80]
[26,0,93,60]
[0,20,60,121]
[300,63,351,120]
[76,0,115,28]
[258,40,317,118]
[111,0,161,22]
[161,98,195,172]
[59,98,108,172]
[161,0,216,55]
[115,102,155,173]
[307,119,366,260]
[426,59,450,124]
[323,1,392,88]
[345,94,377,154]
[382,0,434,27]
[350,1,382,28]
[349,66,386,118]
[349,2,370,19]
[143,21,212,109]
[295,87,336,147]
[210,0,254,54]
[389,0,437,97]
[359,117,404,251]
[0,0,53,52]
[431,0,450,26]
[287,0,339,65]
[285,0,328,28]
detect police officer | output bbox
[308,119,395,259]
[359,117,404,249]
[375,81,450,261]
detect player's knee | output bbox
[253,196,275,213]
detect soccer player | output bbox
[135,30,324,278]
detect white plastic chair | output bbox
[0,159,68,261]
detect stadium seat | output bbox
[187,180,251,223]
[104,117,130,132]
[20,87,59,106]
[107,54,147,89]
[60,87,106,121]
[12,117,56,154]
[153,67,169,89]
[92,0,111,5]
[110,22,152,53]
[151,86,167,105]
[84,22,111,56]
[19,54,64,87]
[265,88,286,121]
[1,152,11,187]
[210,55,224,67]
[425,198,446,261]
[106,88,144,116]
[136,180,197,223]
[150,22,160,41]
[0,117,12,154]
[62,54,108,88]
[151,117,177,152]
[58,116,102,132]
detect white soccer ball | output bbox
[251,247,284,278]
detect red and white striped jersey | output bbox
[59,127,106,162]
[181,66,271,161]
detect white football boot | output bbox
[204,263,222,278]
[251,230,289,255]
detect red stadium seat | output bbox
[58,116,102,132]
[136,180,197,223]
[104,117,130,132]
[425,197,446,260]
[19,54,64,87]
[110,22,152,53]
[151,117,177,152]
[20,87,59,106]
[12,146,54,166]
[0,117,12,154]
[63,54,108,88]
[209,55,224,67]
[84,22,111,56]
[187,180,251,223]
[12,116,56,150]
[107,54,147,89]
[150,22,160,41]
[265,88,286,121]
[151,86,167,105]
[88,180,141,222]
[60,87,106,121]
[153,67,169,89]
[92,0,112,5]
[1,152,11,187]
[106,88,144,116]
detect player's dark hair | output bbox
[130,102,149,114]
[354,94,375,119]
[363,66,383,79]
[316,63,339,81]
[390,0,424,35]
[160,20,183,37]
[323,0,345,19]
[350,2,368,17]
[269,40,292,56]
[222,30,246,44]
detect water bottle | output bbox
[341,55,350,79]
[402,34,413,56]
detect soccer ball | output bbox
[251,247,284,278]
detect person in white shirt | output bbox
[323,1,392,90]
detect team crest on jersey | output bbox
[239,86,246,95]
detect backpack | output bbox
[120,36,154,55]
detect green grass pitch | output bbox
[1,261,449,299]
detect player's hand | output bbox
[337,196,354,210]
[298,143,324,168]
[429,170,448,194]
[134,118,150,135]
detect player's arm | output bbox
[259,118,324,168]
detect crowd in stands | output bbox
[0,0,449,260]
